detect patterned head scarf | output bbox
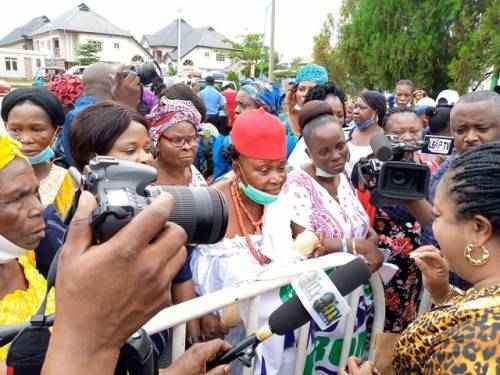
[0,133,27,171]
[47,74,84,107]
[296,64,328,85]
[146,98,202,148]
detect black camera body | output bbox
[82,156,228,244]
[357,134,454,205]
[123,61,162,86]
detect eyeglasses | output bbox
[162,135,199,148]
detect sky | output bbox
[0,0,342,61]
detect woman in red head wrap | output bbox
[190,109,289,346]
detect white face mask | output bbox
[0,235,26,264]
[315,166,338,178]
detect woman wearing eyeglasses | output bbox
[148,98,207,187]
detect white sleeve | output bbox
[281,178,315,231]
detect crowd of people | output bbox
[0,60,499,375]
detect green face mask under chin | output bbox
[238,182,279,206]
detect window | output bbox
[204,51,210,57]
[36,58,42,68]
[5,57,18,71]
[47,40,51,50]
[35,40,40,50]
[53,38,60,48]
[88,40,103,51]
[132,55,144,63]
[114,42,120,49]
[216,53,225,62]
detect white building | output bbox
[0,48,47,79]
[142,20,236,73]
[0,3,153,74]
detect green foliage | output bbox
[313,14,349,92]
[317,0,499,96]
[226,71,240,89]
[273,69,297,79]
[75,41,100,66]
[449,0,500,92]
[230,33,279,78]
[290,57,304,69]
[168,65,177,76]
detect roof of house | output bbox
[32,3,132,37]
[0,16,50,46]
[143,19,194,48]
[143,20,235,60]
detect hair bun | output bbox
[298,100,334,131]
[425,106,437,117]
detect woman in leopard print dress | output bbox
[342,142,500,374]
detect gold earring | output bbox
[464,244,490,266]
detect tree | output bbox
[230,33,279,78]
[226,71,240,89]
[449,0,500,92]
[326,0,499,95]
[291,57,303,69]
[333,0,464,96]
[75,41,100,66]
[312,13,350,91]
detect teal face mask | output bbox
[28,146,55,165]
[238,181,279,206]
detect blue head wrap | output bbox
[295,64,328,85]
[240,79,254,87]
[240,81,283,115]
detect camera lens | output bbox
[149,186,228,244]
[390,170,412,186]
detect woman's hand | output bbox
[201,314,227,340]
[354,239,384,273]
[340,357,380,375]
[411,246,450,303]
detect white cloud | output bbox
[0,0,342,61]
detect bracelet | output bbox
[341,238,348,252]
[351,239,357,255]
[434,285,464,306]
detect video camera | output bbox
[356,134,454,206]
[80,156,228,244]
[122,61,163,86]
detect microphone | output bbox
[207,257,370,369]
[369,133,393,161]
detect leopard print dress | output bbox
[393,285,500,374]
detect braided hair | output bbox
[445,143,500,233]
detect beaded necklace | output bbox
[230,180,270,265]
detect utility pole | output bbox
[177,9,182,76]
[268,0,276,81]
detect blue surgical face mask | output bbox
[238,181,278,206]
[28,146,55,165]
[355,116,376,131]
